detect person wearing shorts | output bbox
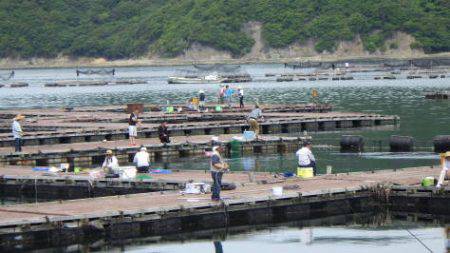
[128,110,139,146]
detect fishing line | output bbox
[403,226,433,253]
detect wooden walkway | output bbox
[0,166,444,228]
[0,134,310,167]
[0,104,399,147]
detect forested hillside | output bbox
[0,0,449,59]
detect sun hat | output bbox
[14,114,25,120]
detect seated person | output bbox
[102,150,119,174]
[133,147,150,173]
[158,122,171,144]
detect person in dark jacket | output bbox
[158,122,170,144]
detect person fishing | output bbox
[210,146,229,201]
[102,150,119,174]
[247,104,264,137]
[296,141,317,176]
[12,114,25,152]
[158,122,171,144]
[128,109,140,146]
[133,147,150,173]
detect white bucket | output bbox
[272,186,283,197]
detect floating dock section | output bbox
[0,135,310,167]
[0,105,399,148]
[0,166,447,251]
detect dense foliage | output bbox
[0,0,449,59]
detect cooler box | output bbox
[297,167,314,179]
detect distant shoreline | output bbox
[1,53,449,70]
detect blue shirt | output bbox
[224,89,234,98]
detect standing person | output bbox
[102,150,119,174]
[437,151,450,188]
[12,114,25,152]
[237,87,244,108]
[158,122,171,144]
[224,85,234,108]
[247,104,264,136]
[218,85,225,104]
[198,90,206,112]
[133,147,150,173]
[128,109,140,146]
[210,146,229,201]
[296,141,317,176]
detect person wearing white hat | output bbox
[102,150,119,174]
[12,114,25,152]
[133,147,150,172]
[198,90,206,112]
[437,151,450,188]
[210,146,229,201]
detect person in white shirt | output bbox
[133,147,150,172]
[102,150,119,174]
[12,114,25,152]
[237,87,244,108]
[296,141,317,176]
[437,151,450,188]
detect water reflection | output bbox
[24,213,448,253]
[213,241,223,253]
[151,150,440,174]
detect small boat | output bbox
[168,74,224,84]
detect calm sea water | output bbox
[1,64,449,172]
[35,217,449,253]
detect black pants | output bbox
[14,138,22,152]
[239,96,244,108]
[137,166,150,173]
[299,161,317,176]
[211,171,223,200]
[159,135,171,144]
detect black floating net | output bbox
[193,64,240,73]
[76,68,115,76]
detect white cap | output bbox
[199,89,205,93]
[140,147,147,151]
